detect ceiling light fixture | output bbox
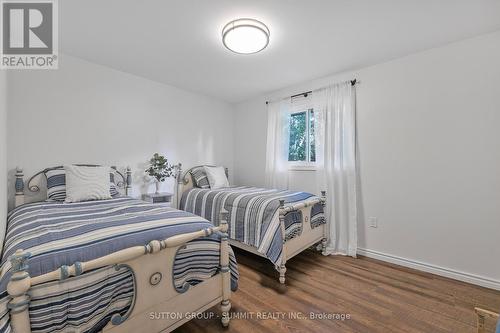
[222,18,270,54]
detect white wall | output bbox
[7,54,234,208]
[0,71,7,252]
[233,31,500,287]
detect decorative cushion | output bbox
[64,165,112,203]
[109,173,119,197]
[45,169,67,201]
[204,166,229,189]
[190,167,210,189]
[45,167,120,201]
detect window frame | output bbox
[287,104,316,171]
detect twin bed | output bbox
[2,166,236,333]
[1,164,328,332]
[176,164,328,285]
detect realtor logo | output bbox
[1,0,58,69]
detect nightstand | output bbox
[142,192,173,205]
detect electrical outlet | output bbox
[368,217,378,228]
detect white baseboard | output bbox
[357,248,500,291]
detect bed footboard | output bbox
[7,211,232,333]
[276,191,328,284]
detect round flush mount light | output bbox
[222,18,270,54]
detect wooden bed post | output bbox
[7,249,32,333]
[175,163,182,209]
[125,167,132,196]
[15,168,25,208]
[278,199,287,284]
[219,209,231,327]
[320,190,328,253]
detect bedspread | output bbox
[180,186,325,267]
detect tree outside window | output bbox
[288,108,315,163]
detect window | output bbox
[288,107,315,165]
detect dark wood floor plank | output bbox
[289,255,472,330]
[175,249,500,333]
[285,260,458,333]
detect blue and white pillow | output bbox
[190,167,210,189]
[109,173,119,197]
[45,167,120,201]
[45,169,67,201]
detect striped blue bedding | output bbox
[0,197,238,333]
[180,186,325,268]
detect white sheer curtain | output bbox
[265,99,291,189]
[314,81,358,257]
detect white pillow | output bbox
[204,166,229,189]
[65,165,112,203]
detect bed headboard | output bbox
[14,165,132,208]
[174,164,229,209]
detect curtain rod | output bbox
[265,79,357,105]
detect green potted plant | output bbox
[145,153,175,193]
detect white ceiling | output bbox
[60,0,500,103]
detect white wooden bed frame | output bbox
[7,166,232,333]
[174,164,328,285]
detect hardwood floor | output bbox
[175,248,500,333]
